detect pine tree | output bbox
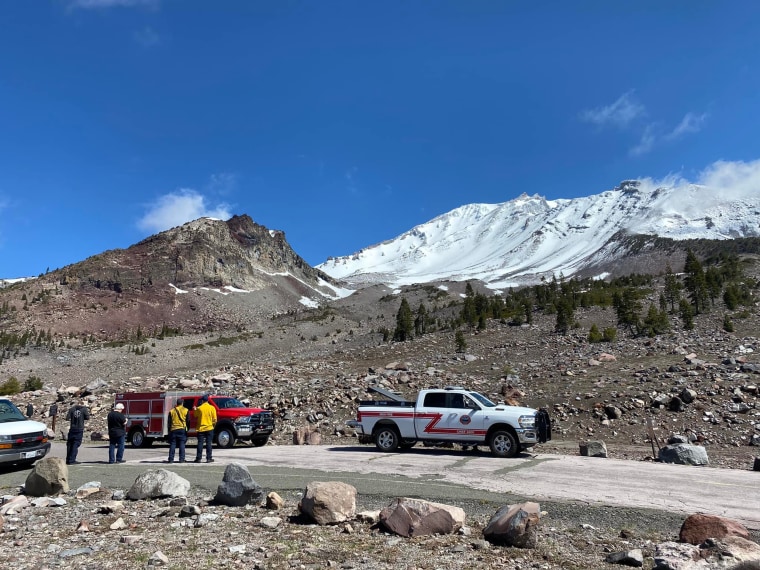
[683,249,709,315]
[679,298,694,330]
[663,266,682,312]
[455,330,467,353]
[414,303,428,336]
[393,297,414,341]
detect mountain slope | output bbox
[318,180,760,288]
[0,215,348,338]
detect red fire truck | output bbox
[113,391,275,449]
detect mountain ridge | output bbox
[317,180,760,288]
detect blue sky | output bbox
[2,1,759,277]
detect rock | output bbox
[266,491,285,510]
[299,481,356,525]
[126,469,190,500]
[679,388,697,404]
[293,427,308,445]
[307,431,322,445]
[483,501,541,549]
[31,497,67,508]
[653,541,702,569]
[24,458,69,497]
[110,517,127,530]
[0,495,30,515]
[679,513,750,545]
[606,549,644,567]
[259,516,282,529]
[148,551,169,566]
[214,463,264,507]
[658,444,709,466]
[379,497,466,538]
[75,481,103,499]
[605,406,623,420]
[579,440,608,458]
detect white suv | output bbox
[0,399,51,467]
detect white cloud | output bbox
[665,112,708,140]
[137,189,232,234]
[629,124,658,156]
[133,26,160,47]
[696,158,760,198]
[580,92,645,129]
[634,158,760,217]
[70,0,158,8]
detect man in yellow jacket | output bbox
[193,394,217,463]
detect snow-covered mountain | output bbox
[318,180,760,289]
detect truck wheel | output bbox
[399,440,416,450]
[215,427,236,449]
[129,427,147,448]
[374,426,400,452]
[251,436,269,447]
[489,429,519,458]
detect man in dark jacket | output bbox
[107,403,128,464]
[65,399,90,465]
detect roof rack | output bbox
[443,386,465,391]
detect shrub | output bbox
[588,324,603,343]
[602,327,617,342]
[0,377,22,395]
[24,375,43,391]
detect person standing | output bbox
[107,402,128,464]
[49,402,59,432]
[167,400,189,463]
[26,402,34,418]
[65,399,90,465]
[193,394,217,463]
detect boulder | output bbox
[579,441,608,458]
[483,501,541,549]
[379,497,465,538]
[214,463,264,507]
[24,458,69,497]
[659,444,709,466]
[653,541,703,569]
[679,513,750,545]
[606,549,644,567]
[299,481,356,525]
[266,491,285,510]
[126,469,190,500]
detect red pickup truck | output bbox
[114,391,275,449]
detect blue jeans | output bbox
[196,430,213,461]
[108,434,125,463]
[168,429,187,462]
[66,429,83,464]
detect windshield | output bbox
[213,397,247,409]
[469,392,497,408]
[0,399,27,423]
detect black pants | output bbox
[66,429,84,464]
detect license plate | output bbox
[21,451,40,459]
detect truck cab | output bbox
[0,399,51,467]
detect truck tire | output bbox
[251,436,269,447]
[129,427,148,448]
[489,429,519,458]
[374,426,400,452]
[215,427,236,449]
[399,440,416,450]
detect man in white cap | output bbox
[107,402,128,464]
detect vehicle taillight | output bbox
[357,411,362,422]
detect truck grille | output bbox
[250,411,275,429]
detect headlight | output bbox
[0,435,12,442]
[518,415,536,428]
[234,416,251,424]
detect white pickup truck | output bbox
[0,398,51,467]
[347,386,551,458]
